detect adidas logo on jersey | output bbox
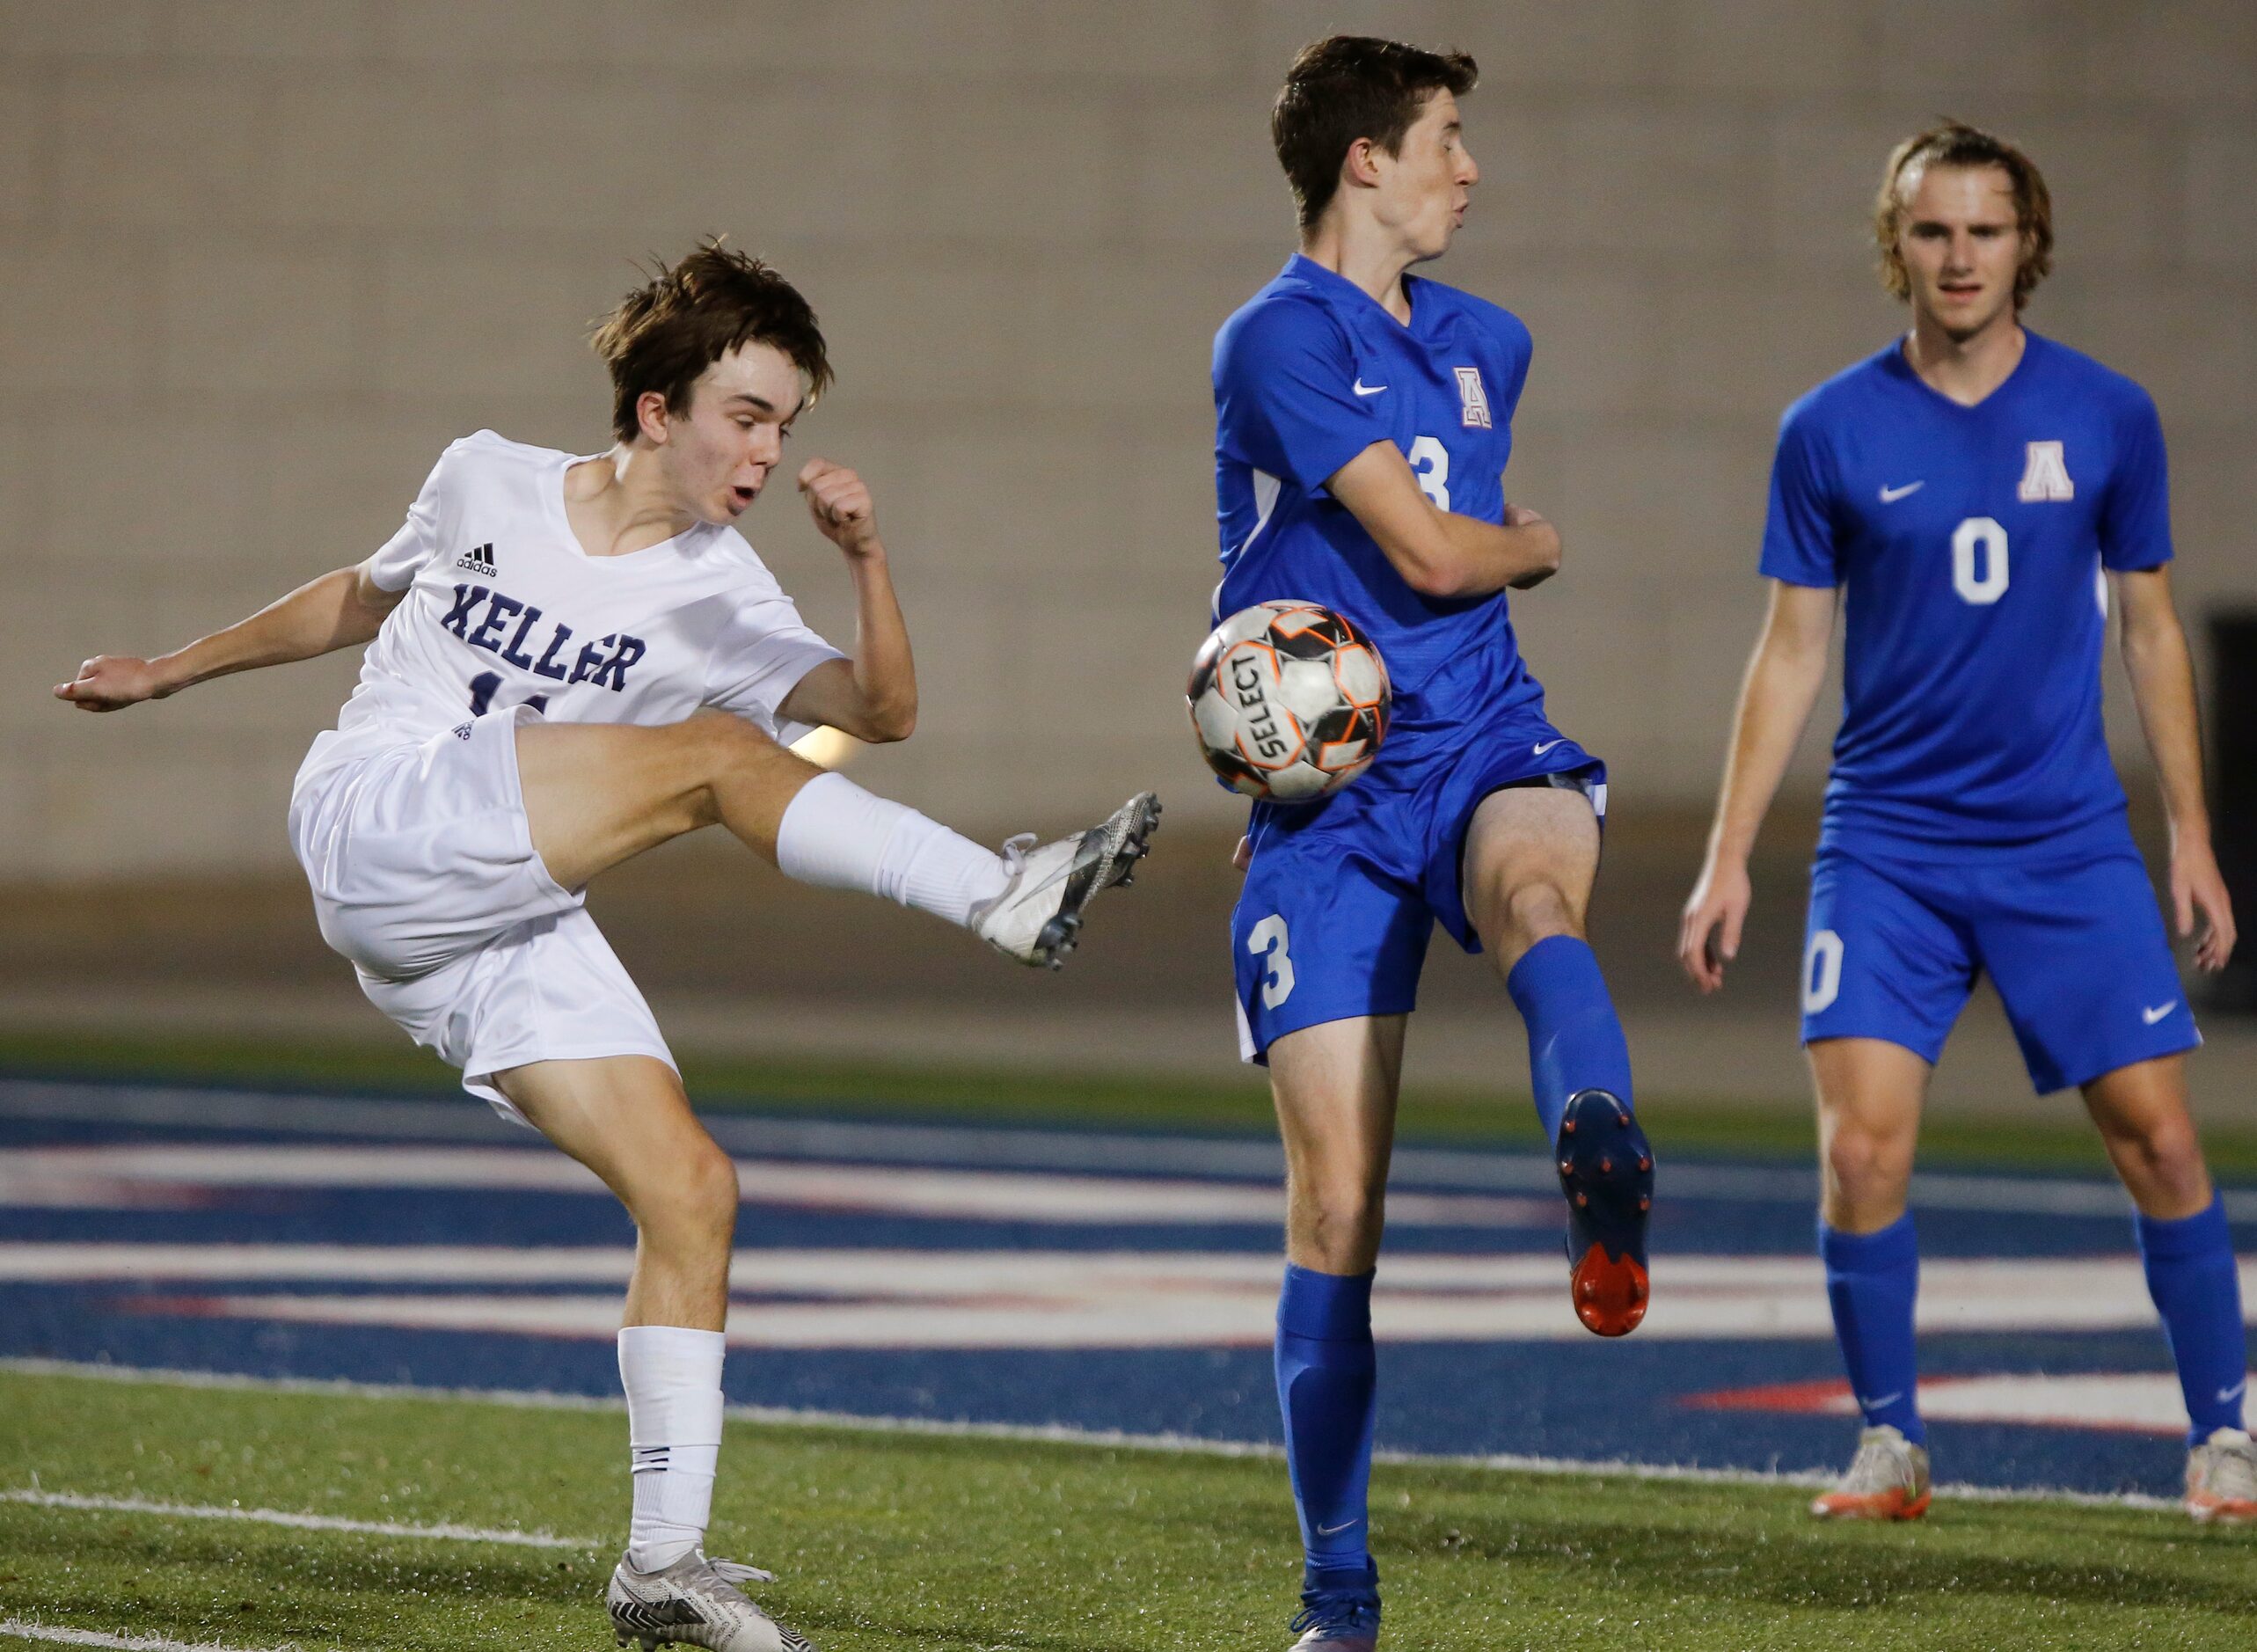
[455,542,499,577]
[2018,441,2074,502]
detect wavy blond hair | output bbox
[1875,121,2054,311]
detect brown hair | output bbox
[1874,120,2055,311]
[1272,36,1479,230]
[591,241,833,443]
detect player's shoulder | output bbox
[2023,332,2158,419]
[427,428,569,492]
[1413,274,1531,355]
[1780,343,1903,437]
[705,525,791,596]
[1214,267,1353,371]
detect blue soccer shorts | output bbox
[1231,724,1606,1064]
[1799,837,2200,1093]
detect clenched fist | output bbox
[54,654,168,713]
[798,459,881,557]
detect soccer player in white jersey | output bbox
[55,243,1160,1648]
[1680,124,2253,1524]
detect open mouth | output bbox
[729,485,759,510]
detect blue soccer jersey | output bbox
[1211,256,1606,1063]
[1213,254,1542,756]
[1762,332,2173,852]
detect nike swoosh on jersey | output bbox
[1878,481,1925,503]
[1857,1392,1903,1411]
[1532,739,1565,755]
[1315,1519,1362,1537]
[2144,1001,2179,1025]
[2219,1378,2249,1405]
[1352,379,1387,397]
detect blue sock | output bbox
[1275,1264,1377,1583]
[1505,935,1633,1145]
[2136,1194,2250,1444]
[1819,1215,1925,1445]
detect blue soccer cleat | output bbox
[1556,1088,1653,1337]
[1286,1563,1380,1650]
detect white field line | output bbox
[0,1488,598,1549]
[7,1077,2250,1218]
[0,1144,1542,1229]
[0,1621,307,1651]
[0,1358,2180,1513]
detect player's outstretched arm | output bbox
[2116,566,2236,971]
[1678,580,1837,992]
[53,560,404,713]
[776,458,917,743]
[1326,440,1561,598]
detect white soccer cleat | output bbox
[1808,1424,1932,1521]
[2186,1426,2257,1524]
[607,1550,814,1651]
[971,792,1161,969]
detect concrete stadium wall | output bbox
[2,0,2250,877]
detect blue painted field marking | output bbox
[1,1077,2246,1497]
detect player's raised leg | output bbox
[494,1056,813,1651]
[1807,1035,1932,1520]
[1461,783,1651,1335]
[513,711,1158,969]
[1267,1015,1403,1652]
[2083,1056,2257,1523]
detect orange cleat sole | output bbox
[1570,1243,1649,1337]
[1809,1488,1932,1521]
[2188,1496,2257,1525]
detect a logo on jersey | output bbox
[441,582,646,693]
[2018,441,2074,502]
[455,542,499,577]
[1454,366,1492,429]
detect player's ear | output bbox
[634,389,673,447]
[1342,135,1384,191]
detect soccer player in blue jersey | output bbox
[1679,121,2253,1524]
[1213,39,1654,1645]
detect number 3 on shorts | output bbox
[1247,914,1296,1008]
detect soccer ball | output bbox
[1187,600,1391,803]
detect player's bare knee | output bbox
[2113,1113,2206,1200]
[636,1137,740,1254]
[1823,1124,1912,1209]
[1496,877,1581,954]
[1293,1176,1385,1269]
[664,713,778,828]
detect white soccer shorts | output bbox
[289,705,677,1123]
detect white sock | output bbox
[776,771,1008,927]
[618,1325,727,1572]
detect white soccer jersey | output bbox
[299,430,844,785]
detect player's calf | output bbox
[1555,1088,1652,1337]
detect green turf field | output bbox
[10,1027,2257,1178]
[3,1369,2253,1651]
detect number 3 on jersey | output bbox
[1408,435,1450,511]
[1246,913,1296,1008]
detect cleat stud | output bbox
[1561,1118,1576,1135]
[1639,1155,1652,1172]
[1559,1160,1574,1177]
[1639,1195,1651,1212]
[1599,1156,1612,1173]
[1574,1191,1589,1208]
